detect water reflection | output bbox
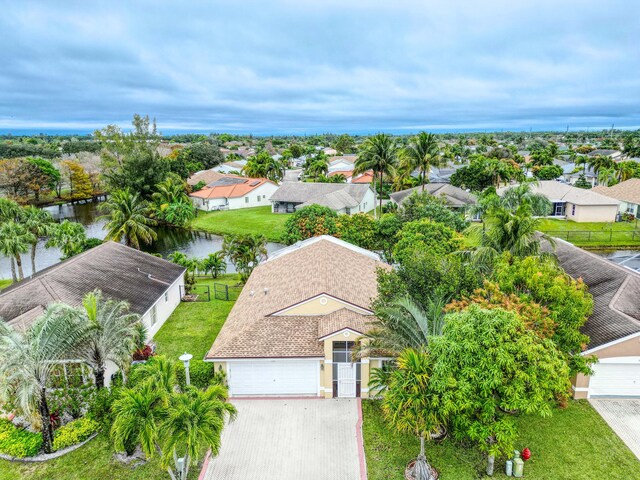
[0,202,284,279]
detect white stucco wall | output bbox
[191,182,278,211]
[565,203,619,222]
[140,275,184,339]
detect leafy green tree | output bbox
[74,291,142,389]
[429,307,570,475]
[46,220,87,259]
[105,149,169,199]
[450,155,521,191]
[574,174,592,189]
[100,189,157,249]
[399,192,469,232]
[498,182,551,216]
[243,151,285,182]
[400,132,442,191]
[334,134,356,154]
[532,164,563,180]
[152,174,195,226]
[60,160,94,200]
[335,213,379,250]
[0,304,82,453]
[355,134,398,216]
[26,157,61,201]
[222,234,267,282]
[283,204,339,244]
[20,206,54,275]
[178,142,224,170]
[375,212,403,260]
[289,143,304,159]
[392,219,463,264]
[0,220,35,281]
[382,349,439,480]
[202,252,227,278]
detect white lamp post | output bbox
[179,352,193,386]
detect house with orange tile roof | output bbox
[205,236,392,398]
[189,175,278,211]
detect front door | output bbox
[337,363,356,398]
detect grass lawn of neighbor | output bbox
[0,275,240,480]
[363,399,640,480]
[190,206,290,243]
[538,218,640,247]
[0,279,12,291]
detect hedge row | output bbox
[52,417,100,451]
[0,419,43,458]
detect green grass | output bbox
[190,206,290,243]
[154,274,240,359]
[0,276,240,480]
[0,279,12,291]
[538,218,640,247]
[363,399,640,480]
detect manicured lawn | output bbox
[190,206,290,243]
[363,399,639,480]
[0,279,11,291]
[0,276,240,480]
[154,274,240,360]
[538,218,640,247]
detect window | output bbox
[245,197,249,203]
[627,204,636,214]
[553,202,565,216]
[257,195,260,202]
[151,304,158,326]
[164,291,169,303]
[345,208,351,215]
[571,204,576,215]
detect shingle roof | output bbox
[206,236,390,359]
[187,169,226,186]
[317,308,374,339]
[592,178,640,205]
[547,239,640,350]
[189,175,274,200]
[270,183,371,211]
[498,181,619,206]
[0,242,185,330]
[390,183,477,207]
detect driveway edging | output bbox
[357,398,368,480]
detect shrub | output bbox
[176,360,222,389]
[283,204,338,244]
[87,387,118,431]
[52,417,99,451]
[0,419,43,458]
[132,344,155,361]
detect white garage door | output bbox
[589,358,640,397]
[228,359,320,396]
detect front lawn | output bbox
[190,206,290,243]
[154,274,240,359]
[363,399,639,480]
[0,279,11,291]
[538,218,640,247]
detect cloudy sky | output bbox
[0,0,638,134]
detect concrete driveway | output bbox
[590,399,640,460]
[202,398,363,480]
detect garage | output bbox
[227,359,320,397]
[589,357,640,397]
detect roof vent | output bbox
[264,288,269,295]
[249,290,255,296]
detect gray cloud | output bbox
[0,0,638,134]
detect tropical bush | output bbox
[283,204,338,244]
[0,419,43,458]
[52,417,100,451]
[392,219,463,264]
[176,360,223,389]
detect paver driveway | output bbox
[203,398,362,480]
[590,399,640,460]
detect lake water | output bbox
[0,202,285,279]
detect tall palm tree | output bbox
[45,220,87,259]
[0,304,82,453]
[152,174,190,207]
[203,252,227,278]
[0,198,20,222]
[222,234,267,282]
[0,220,35,282]
[500,182,551,216]
[587,155,614,176]
[73,291,142,389]
[160,386,237,480]
[20,206,54,276]
[400,132,442,192]
[355,134,398,217]
[597,167,618,187]
[100,189,157,249]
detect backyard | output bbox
[0,275,239,480]
[363,399,640,480]
[190,206,290,243]
[537,218,640,247]
[0,279,11,291]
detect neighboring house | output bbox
[187,169,226,187]
[328,170,355,182]
[593,178,640,217]
[270,183,375,214]
[558,163,597,187]
[0,242,185,340]
[327,155,357,172]
[323,148,338,156]
[189,175,278,211]
[327,169,374,184]
[498,180,620,222]
[549,239,640,398]
[588,149,623,161]
[214,160,248,174]
[427,165,464,183]
[390,183,477,210]
[205,236,392,398]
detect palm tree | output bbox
[598,167,618,187]
[587,155,614,176]
[45,220,87,259]
[203,252,227,278]
[222,234,267,282]
[357,293,448,360]
[74,291,142,389]
[0,220,35,282]
[500,182,551,216]
[100,189,157,249]
[0,304,82,453]
[307,159,329,180]
[20,206,54,276]
[153,174,190,207]
[160,386,237,480]
[0,198,20,222]
[355,134,398,217]
[382,349,439,480]
[133,356,180,394]
[400,132,442,192]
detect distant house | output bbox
[593,178,640,217]
[327,155,357,173]
[588,149,623,161]
[390,183,477,210]
[548,239,640,398]
[214,160,247,174]
[557,162,597,187]
[327,169,374,184]
[270,183,374,214]
[0,242,185,339]
[323,148,338,156]
[498,180,620,222]
[189,175,278,211]
[187,169,227,186]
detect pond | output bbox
[0,202,285,279]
